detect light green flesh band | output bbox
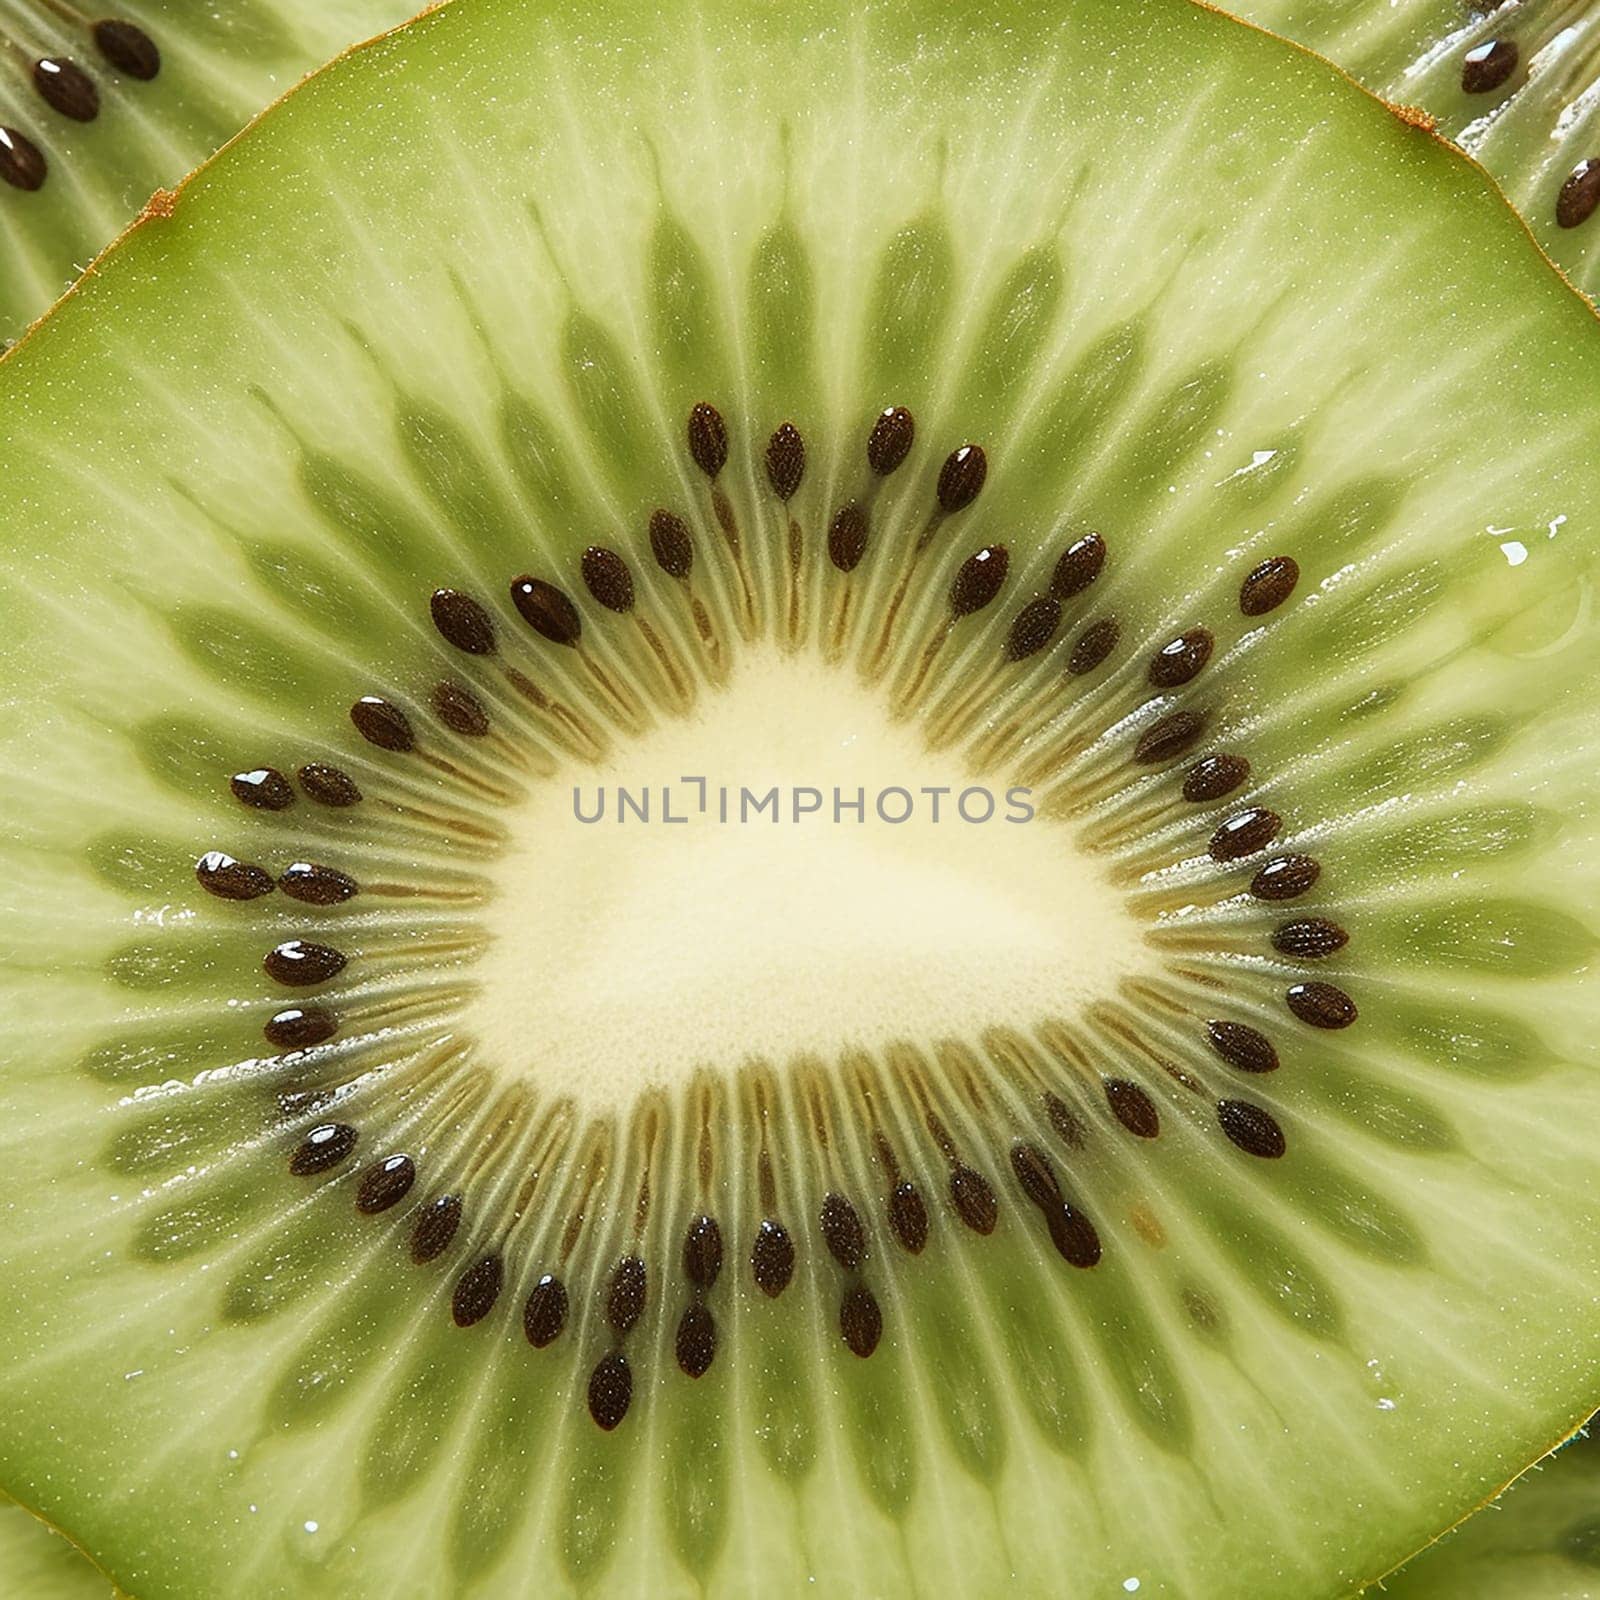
[0,2,1599,1598]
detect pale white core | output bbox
[475,652,1154,1109]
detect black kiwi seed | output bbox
[581,546,636,613]
[751,1218,795,1295]
[1009,1143,1062,1214]
[765,422,806,500]
[1148,626,1214,687]
[1004,596,1063,662]
[279,860,358,905]
[410,1194,463,1263]
[355,1154,416,1214]
[263,940,346,986]
[278,870,360,921]
[949,545,1009,616]
[350,696,414,752]
[887,1181,929,1254]
[1209,807,1282,862]
[1557,159,1600,230]
[1239,555,1299,616]
[1182,752,1250,803]
[289,1123,357,1176]
[1217,1099,1286,1159]
[452,1255,504,1327]
[1010,1144,1101,1267]
[839,1286,883,1358]
[33,59,99,122]
[523,1273,568,1346]
[195,850,274,901]
[676,1303,717,1377]
[648,509,694,578]
[1051,532,1106,599]
[1461,37,1518,94]
[429,587,496,654]
[1075,1213,1117,1274]
[231,766,294,810]
[1272,918,1350,959]
[1251,853,1321,901]
[607,1255,647,1334]
[949,1164,999,1234]
[828,503,869,572]
[93,20,161,79]
[588,1351,632,1429]
[1287,981,1359,1029]
[432,681,490,737]
[687,402,728,477]
[510,577,582,646]
[0,127,46,192]
[298,763,362,807]
[936,444,987,512]
[1067,616,1119,675]
[867,405,915,475]
[1206,1019,1279,1074]
[1104,1079,1160,1138]
[682,1215,724,1288]
[1134,709,1207,765]
[265,1006,338,1050]
[820,1192,867,1271]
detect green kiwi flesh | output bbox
[0,0,412,343]
[1383,1426,1600,1598]
[3,0,1600,1596]
[1235,0,1600,296]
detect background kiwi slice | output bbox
[1384,1427,1600,1598]
[0,1500,110,1599]
[0,0,411,344]
[1237,0,1600,295]
[3,0,1600,1595]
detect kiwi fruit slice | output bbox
[1235,0,1600,295]
[3,0,1600,1595]
[0,1500,110,1598]
[1384,1427,1600,1598]
[0,0,411,343]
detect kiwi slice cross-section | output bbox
[0,0,411,343]
[1236,0,1600,296]
[3,0,1600,1596]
